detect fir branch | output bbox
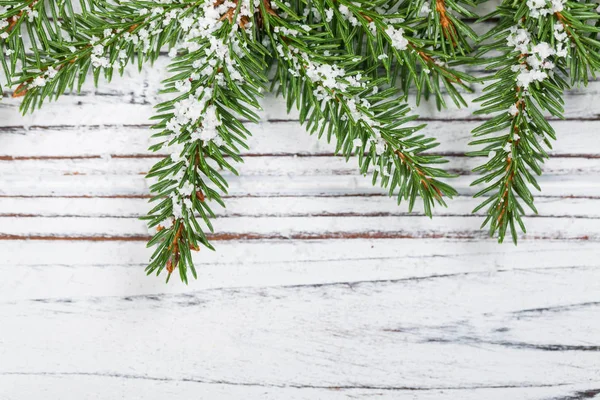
[264,14,456,215]
[2,0,200,111]
[143,0,269,282]
[470,0,600,243]
[309,0,479,109]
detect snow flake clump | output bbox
[155,0,257,224]
[31,76,46,88]
[507,22,568,89]
[338,5,359,26]
[526,0,566,18]
[274,34,400,163]
[506,27,531,54]
[0,5,11,39]
[553,24,569,57]
[385,26,408,51]
[419,2,432,17]
[325,8,334,22]
[91,41,110,68]
[503,142,513,160]
[515,68,548,88]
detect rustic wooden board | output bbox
[1,43,599,399]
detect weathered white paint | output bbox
[2,195,600,218]
[2,240,600,301]
[1,376,598,400]
[2,120,600,157]
[1,45,599,400]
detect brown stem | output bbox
[11,83,29,98]
[6,11,24,32]
[497,88,523,224]
[408,43,463,84]
[359,11,373,23]
[497,166,515,225]
[262,0,278,17]
[166,223,185,275]
[555,12,568,26]
[11,62,71,98]
[435,0,457,46]
[395,150,443,199]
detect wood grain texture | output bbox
[1,47,600,400]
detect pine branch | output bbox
[470,0,600,243]
[263,12,456,215]
[2,0,200,111]
[307,0,479,109]
[143,0,269,282]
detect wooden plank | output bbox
[0,376,597,400]
[2,81,600,126]
[1,213,598,240]
[1,267,598,393]
[1,195,599,218]
[1,174,598,198]
[4,239,599,269]
[1,153,598,215]
[1,155,598,176]
[2,120,600,157]
[2,239,600,299]
[1,154,599,184]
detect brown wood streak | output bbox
[1,114,600,130]
[0,233,593,241]
[2,213,599,220]
[1,194,600,199]
[3,153,600,161]
[0,194,153,199]
[0,113,600,132]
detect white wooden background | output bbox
[1,54,600,399]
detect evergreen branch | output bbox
[404,0,479,55]
[2,0,200,111]
[470,0,600,243]
[553,5,600,85]
[265,18,456,215]
[143,0,268,282]
[310,0,479,109]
